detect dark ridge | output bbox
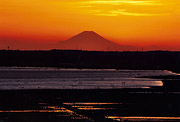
[0,50,180,73]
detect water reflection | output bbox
[0,105,93,121]
[64,102,122,105]
[0,68,167,90]
[105,116,180,121]
[64,102,120,111]
[0,110,63,113]
[71,105,115,110]
[0,106,69,113]
[77,107,114,110]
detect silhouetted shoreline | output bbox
[0,49,180,73]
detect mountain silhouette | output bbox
[57,31,136,51]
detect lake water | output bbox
[0,67,180,122]
[0,67,176,90]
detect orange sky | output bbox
[1,0,180,50]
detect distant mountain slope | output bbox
[57,31,136,51]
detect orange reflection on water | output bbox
[64,102,122,105]
[72,105,112,110]
[0,110,63,113]
[0,106,72,114]
[0,106,93,121]
[0,106,70,113]
[105,116,180,121]
[78,107,114,110]
[65,102,118,111]
[72,106,94,108]
[46,106,61,109]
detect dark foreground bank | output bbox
[0,87,180,122]
[0,50,180,72]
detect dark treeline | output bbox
[0,50,180,72]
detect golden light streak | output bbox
[96,9,167,16]
[77,107,114,110]
[63,102,122,105]
[74,0,177,17]
[106,116,180,121]
[82,0,163,6]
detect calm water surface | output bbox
[0,67,179,122]
[0,67,176,90]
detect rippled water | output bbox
[0,67,176,90]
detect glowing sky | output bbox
[1,0,180,50]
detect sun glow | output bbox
[73,0,179,17]
[1,0,180,50]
